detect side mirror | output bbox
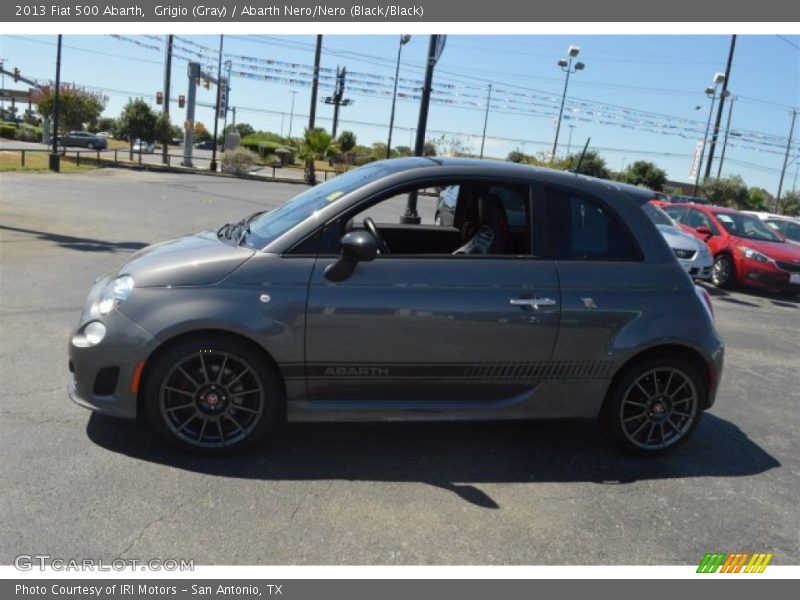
[696,226,713,239]
[324,230,379,282]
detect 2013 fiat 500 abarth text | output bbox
[68,158,724,456]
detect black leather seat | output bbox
[453,193,512,255]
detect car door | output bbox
[303,180,561,405]
[684,208,724,255]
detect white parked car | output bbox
[132,139,156,154]
[743,211,800,245]
[644,202,713,280]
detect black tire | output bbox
[142,335,284,454]
[87,142,95,149]
[602,357,705,456]
[711,254,735,288]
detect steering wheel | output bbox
[363,217,390,254]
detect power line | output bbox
[776,35,800,51]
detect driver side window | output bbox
[325,181,532,257]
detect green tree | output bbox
[92,117,118,136]
[394,145,413,157]
[298,128,338,184]
[620,160,668,191]
[337,130,357,153]
[779,190,800,216]
[507,150,529,163]
[34,84,107,137]
[153,113,176,146]
[422,140,437,157]
[701,175,749,209]
[746,187,770,211]
[563,150,611,179]
[370,142,389,159]
[117,99,158,158]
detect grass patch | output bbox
[0,151,98,173]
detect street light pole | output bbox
[386,34,411,159]
[551,46,584,162]
[705,34,736,180]
[161,34,173,165]
[693,75,725,197]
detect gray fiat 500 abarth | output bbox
[69,158,724,455]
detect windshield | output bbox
[714,212,783,242]
[642,202,676,227]
[242,161,413,249]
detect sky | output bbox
[1,33,799,194]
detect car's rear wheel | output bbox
[711,254,734,288]
[603,357,705,456]
[143,336,284,454]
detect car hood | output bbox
[117,231,255,287]
[656,224,706,252]
[734,238,800,262]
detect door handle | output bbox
[509,297,558,309]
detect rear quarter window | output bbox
[546,187,641,261]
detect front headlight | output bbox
[739,246,773,264]
[96,275,135,315]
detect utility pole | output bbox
[182,62,200,167]
[308,35,322,132]
[479,84,492,159]
[705,35,736,180]
[776,109,797,213]
[716,95,736,179]
[210,34,224,172]
[49,34,62,173]
[161,34,173,165]
[287,90,297,139]
[566,124,576,156]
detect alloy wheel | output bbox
[618,367,698,451]
[158,351,265,449]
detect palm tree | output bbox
[300,127,339,184]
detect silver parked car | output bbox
[642,202,713,280]
[69,158,724,456]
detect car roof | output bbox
[386,157,657,204]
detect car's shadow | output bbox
[0,224,147,253]
[699,281,799,308]
[86,413,779,509]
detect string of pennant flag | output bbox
[108,35,797,157]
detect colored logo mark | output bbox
[697,552,773,573]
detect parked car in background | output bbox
[743,211,800,246]
[68,158,723,456]
[643,202,712,280]
[62,131,107,150]
[669,195,711,205]
[663,203,800,294]
[194,140,215,150]
[132,139,156,154]
[95,131,110,139]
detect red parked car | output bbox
[662,204,800,295]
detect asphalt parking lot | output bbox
[1,169,798,565]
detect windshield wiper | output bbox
[232,210,267,246]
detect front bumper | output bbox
[68,306,159,420]
[737,259,800,293]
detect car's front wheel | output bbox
[603,357,705,456]
[143,335,284,454]
[711,254,735,288]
